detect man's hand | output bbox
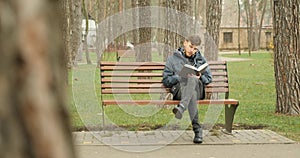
[188,73,201,79]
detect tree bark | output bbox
[237,0,241,55]
[205,0,222,61]
[82,0,92,64]
[132,0,139,54]
[163,0,177,61]
[68,0,82,67]
[273,0,300,115]
[0,0,76,157]
[137,0,152,62]
[257,0,267,49]
[244,0,253,55]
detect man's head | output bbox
[183,35,201,57]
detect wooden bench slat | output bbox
[102,99,239,106]
[100,65,226,71]
[102,88,229,94]
[102,78,228,83]
[205,88,229,93]
[102,83,228,89]
[101,72,226,77]
[209,65,226,70]
[206,83,229,87]
[101,62,165,66]
[102,84,165,89]
[100,61,226,66]
[101,72,162,77]
[101,79,162,83]
[101,66,165,71]
[101,89,168,94]
[212,78,228,82]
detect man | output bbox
[162,35,212,144]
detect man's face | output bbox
[183,40,198,57]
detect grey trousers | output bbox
[173,76,204,132]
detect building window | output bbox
[223,32,233,43]
[265,32,272,40]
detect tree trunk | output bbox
[179,0,191,44]
[137,0,152,62]
[257,0,267,49]
[82,0,92,64]
[273,0,300,115]
[237,0,241,55]
[244,0,252,55]
[205,0,222,61]
[132,0,139,57]
[252,0,259,51]
[163,0,177,61]
[96,0,107,65]
[0,0,76,157]
[68,0,82,68]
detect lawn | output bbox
[68,50,300,142]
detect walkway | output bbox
[74,129,299,158]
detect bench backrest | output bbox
[100,61,229,99]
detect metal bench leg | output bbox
[101,104,105,128]
[224,104,238,134]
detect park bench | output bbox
[116,49,135,61]
[100,61,239,134]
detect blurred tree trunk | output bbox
[0,0,76,158]
[68,0,82,67]
[62,0,70,65]
[96,0,107,66]
[273,0,300,115]
[82,0,92,64]
[205,0,222,61]
[179,0,192,44]
[137,0,151,62]
[132,0,139,50]
[163,0,177,61]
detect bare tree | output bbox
[132,0,140,54]
[257,0,268,49]
[205,0,222,61]
[0,0,76,157]
[273,0,300,115]
[82,0,92,64]
[163,0,178,61]
[96,0,107,66]
[137,0,152,62]
[237,0,241,55]
[68,0,82,67]
[243,0,254,55]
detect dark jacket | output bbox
[162,47,212,88]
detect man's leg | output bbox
[186,78,203,144]
[189,102,203,143]
[172,77,197,119]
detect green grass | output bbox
[223,51,300,142]
[68,51,300,142]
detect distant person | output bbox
[162,35,212,144]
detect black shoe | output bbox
[172,104,184,119]
[193,132,203,144]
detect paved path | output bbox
[76,144,300,158]
[74,129,299,157]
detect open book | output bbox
[179,63,209,77]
